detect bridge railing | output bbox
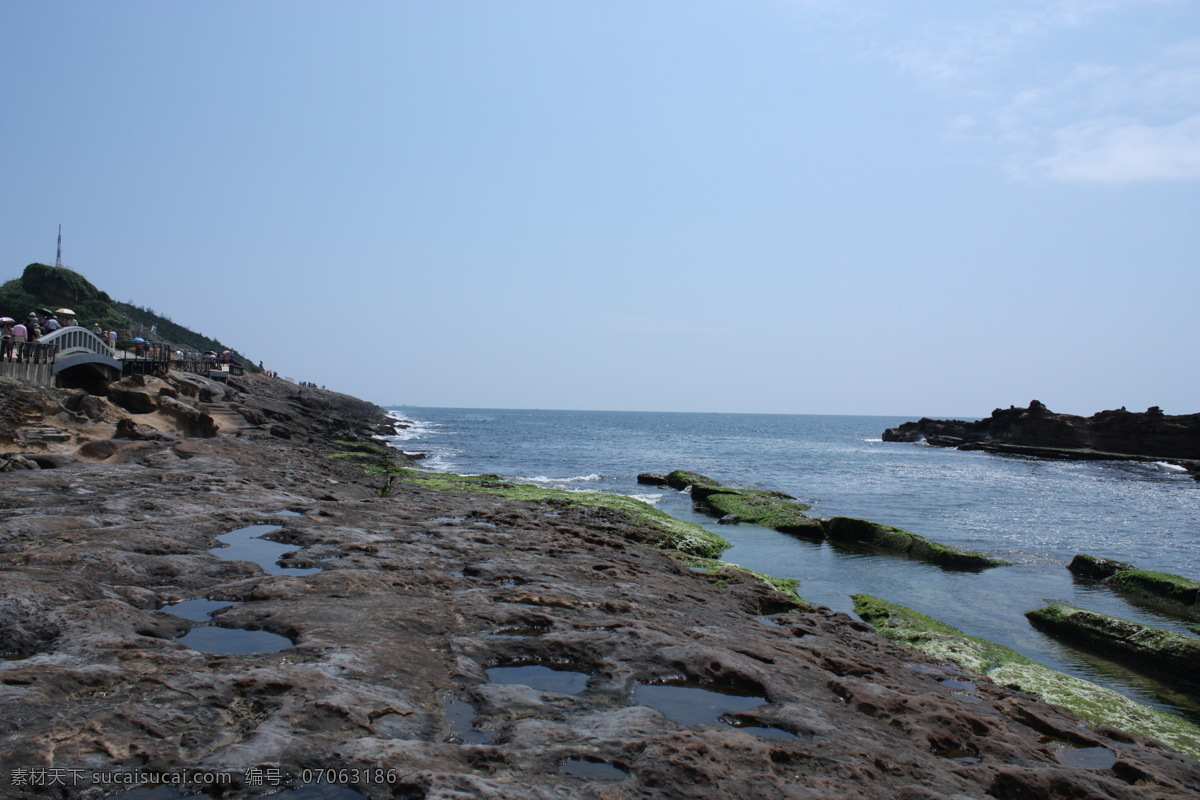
[0,340,57,364]
[36,326,116,359]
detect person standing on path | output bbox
[11,320,28,360]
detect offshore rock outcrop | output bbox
[2,378,1199,798]
[883,401,1200,472]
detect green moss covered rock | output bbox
[665,469,723,492]
[826,517,1007,571]
[662,470,819,537]
[1107,569,1200,620]
[852,594,1200,759]
[1025,603,1200,688]
[702,489,819,534]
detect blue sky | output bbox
[3,1,1197,416]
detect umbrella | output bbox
[0,317,14,324]
[54,308,75,316]
[37,307,55,317]
[133,337,145,343]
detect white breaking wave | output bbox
[1153,461,1188,473]
[381,410,443,442]
[518,474,603,484]
[628,493,663,505]
[862,438,883,442]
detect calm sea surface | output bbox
[384,407,1200,723]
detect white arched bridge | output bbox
[38,326,124,382]
[1,327,240,387]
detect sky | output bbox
[2,0,1197,416]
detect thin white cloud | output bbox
[853,2,1200,183]
[996,43,1200,181]
[1033,114,1200,182]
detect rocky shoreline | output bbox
[3,374,1199,798]
[882,401,1200,477]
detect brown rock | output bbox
[1,375,1197,799]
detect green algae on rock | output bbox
[664,469,725,492]
[701,490,821,534]
[826,517,1008,570]
[852,594,1200,760]
[1025,603,1200,689]
[1068,555,1200,622]
[1107,569,1200,620]
[664,469,820,536]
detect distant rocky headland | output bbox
[883,401,1200,476]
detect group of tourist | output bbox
[0,310,118,360]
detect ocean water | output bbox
[384,407,1200,723]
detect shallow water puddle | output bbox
[633,681,766,726]
[442,695,494,744]
[173,523,317,654]
[210,524,320,575]
[162,598,236,621]
[1040,737,1118,769]
[175,626,293,655]
[1056,746,1117,769]
[560,758,627,780]
[486,664,590,695]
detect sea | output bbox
[382,407,1200,725]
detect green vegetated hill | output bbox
[1,263,252,365]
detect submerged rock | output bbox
[825,516,1008,570]
[1068,555,1200,621]
[1108,569,1200,620]
[1026,604,1200,690]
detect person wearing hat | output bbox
[23,313,41,358]
[44,315,61,333]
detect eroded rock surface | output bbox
[1,377,1198,799]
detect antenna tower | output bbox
[55,225,63,268]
